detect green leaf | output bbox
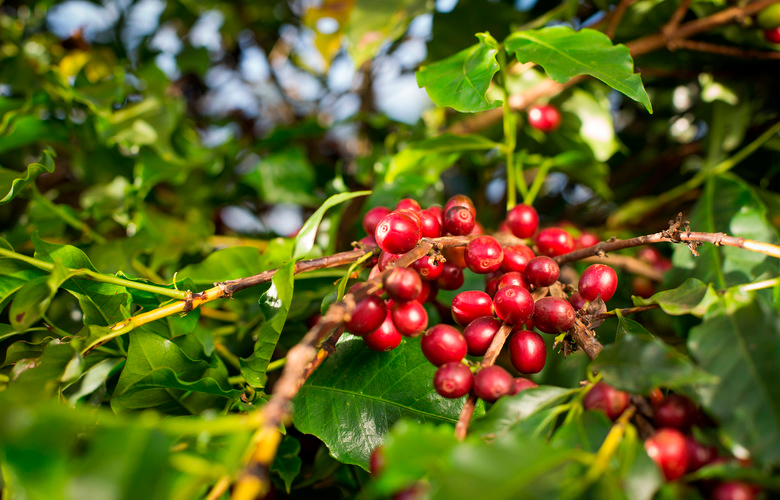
[293,335,476,469]
[62,357,124,405]
[416,33,502,113]
[375,420,460,495]
[32,234,131,325]
[469,386,576,438]
[426,430,584,499]
[385,134,500,183]
[241,147,319,206]
[177,246,264,285]
[688,294,780,467]
[671,175,780,289]
[292,190,371,261]
[550,410,611,452]
[0,258,46,311]
[9,261,77,331]
[271,434,302,493]
[239,262,295,388]
[633,278,720,317]
[559,88,620,162]
[592,315,717,394]
[0,148,55,204]
[504,26,652,112]
[112,330,236,414]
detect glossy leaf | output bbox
[239,262,294,388]
[9,261,76,331]
[592,315,717,394]
[688,294,780,467]
[0,148,55,204]
[385,134,500,183]
[633,278,719,317]
[416,33,502,113]
[504,27,652,112]
[112,330,236,414]
[293,335,474,469]
[469,386,576,438]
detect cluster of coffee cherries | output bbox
[349,194,620,406]
[758,3,780,43]
[584,381,759,499]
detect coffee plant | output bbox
[1,1,780,499]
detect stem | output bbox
[739,277,780,292]
[30,186,107,244]
[0,246,188,300]
[499,48,521,209]
[523,158,552,206]
[267,357,287,372]
[454,322,513,440]
[554,230,780,265]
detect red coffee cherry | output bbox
[442,246,467,268]
[436,263,464,290]
[501,244,535,273]
[419,209,443,238]
[421,324,467,366]
[711,482,756,500]
[378,251,403,271]
[444,194,476,216]
[493,285,534,325]
[578,264,618,302]
[584,381,630,421]
[368,264,381,281]
[413,255,444,280]
[375,211,421,254]
[509,330,547,374]
[464,236,504,274]
[433,361,473,399]
[496,271,529,291]
[527,104,561,132]
[532,297,576,334]
[632,276,656,299]
[383,267,423,302]
[416,280,435,304]
[685,436,718,472]
[395,198,421,211]
[485,272,501,298]
[473,365,513,402]
[524,256,560,287]
[444,206,475,236]
[369,446,385,478]
[463,316,501,357]
[505,204,539,239]
[363,206,392,235]
[451,290,494,326]
[577,231,599,249]
[511,377,538,394]
[637,247,663,265]
[568,292,587,310]
[426,205,445,227]
[469,221,484,236]
[644,428,690,481]
[363,312,403,351]
[346,295,387,336]
[765,27,780,43]
[391,301,428,337]
[535,227,575,257]
[654,394,697,431]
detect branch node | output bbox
[216,282,234,299]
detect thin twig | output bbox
[595,304,661,320]
[663,0,693,35]
[554,230,780,265]
[673,39,780,59]
[454,322,513,440]
[606,0,636,39]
